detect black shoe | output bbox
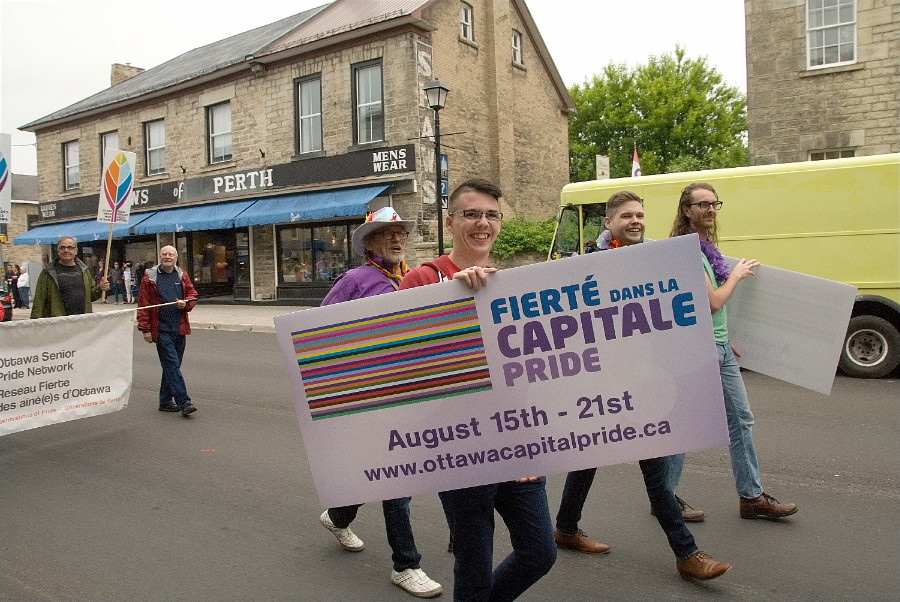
[159,403,179,412]
[181,403,197,417]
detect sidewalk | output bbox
[9,301,314,334]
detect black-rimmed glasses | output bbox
[688,201,723,211]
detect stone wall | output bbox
[745,0,899,164]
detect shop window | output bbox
[297,75,323,153]
[807,0,855,68]
[208,102,232,164]
[353,61,384,144]
[277,222,359,285]
[145,119,166,175]
[512,30,523,66]
[63,140,80,190]
[460,2,474,42]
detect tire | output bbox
[838,315,900,379]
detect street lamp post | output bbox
[423,79,450,255]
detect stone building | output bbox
[744,0,900,164]
[745,0,899,164]
[17,0,573,304]
[1,173,41,266]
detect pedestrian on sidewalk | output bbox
[16,265,30,309]
[317,207,441,599]
[137,245,199,417]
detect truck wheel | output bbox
[839,316,900,379]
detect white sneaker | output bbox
[391,568,442,598]
[319,510,364,551]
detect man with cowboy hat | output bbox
[316,206,442,599]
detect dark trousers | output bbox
[328,498,421,572]
[155,331,191,407]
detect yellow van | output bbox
[550,153,900,378]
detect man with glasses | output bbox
[400,179,557,602]
[31,236,109,318]
[554,191,731,581]
[316,206,442,599]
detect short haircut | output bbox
[605,190,643,219]
[448,178,502,213]
[57,236,76,246]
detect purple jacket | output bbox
[320,262,398,306]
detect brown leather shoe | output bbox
[653,495,705,522]
[739,492,798,519]
[553,529,611,554]
[677,551,732,580]
[677,496,705,522]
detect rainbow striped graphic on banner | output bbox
[292,298,492,420]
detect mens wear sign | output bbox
[276,235,729,507]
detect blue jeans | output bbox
[156,331,191,407]
[440,479,556,602]
[112,283,125,303]
[17,286,29,308]
[556,458,697,559]
[328,498,421,572]
[718,344,763,499]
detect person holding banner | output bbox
[137,245,198,417]
[554,191,731,581]
[317,206,443,599]
[400,179,557,602]
[31,237,109,318]
[670,183,798,520]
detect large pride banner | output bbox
[276,235,729,507]
[0,311,133,435]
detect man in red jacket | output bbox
[138,245,198,417]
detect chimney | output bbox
[111,63,144,86]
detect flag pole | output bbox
[102,222,114,294]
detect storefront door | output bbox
[175,230,237,298]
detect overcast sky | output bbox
[0,0,746,175]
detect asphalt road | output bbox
[1,330,897,601]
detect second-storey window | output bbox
[297,75,323,153]
[807,0,856,68]
[100,131,119,164]
[460,2,474,41]
[145,120,166,175]
[354,61,383,144]
[512,30,523,65]
[208,102,232,164]
[63,141,80,190]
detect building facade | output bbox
[18,0,573,304]
[745,0,899,164]
[1,174,41,266]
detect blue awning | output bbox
[132,199,257,234]
[14,214,160,245]
[233,184,390,228]
[13,221,79,245]
[68,213,158,241]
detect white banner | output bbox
[0,133,11,223]
[97,148,136,224]
[276,235,728,507]
[0,310,133,435]
[725,258,856,394]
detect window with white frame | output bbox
[807,0,856,68]
[460,2,474,42]
[353,61,384,144]
[100,131,119,165]
[63,141,80,190]
[512,30,523,65]
[810,149,855,160]
[208,102,232,164]
[145,120,166,175]
[297,75,323,153]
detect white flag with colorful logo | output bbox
[97,149,136,224]
[0,133,11,224]
[631,146,642,178]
